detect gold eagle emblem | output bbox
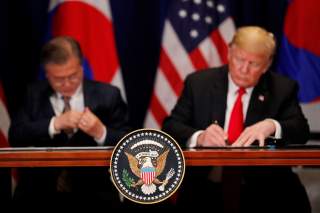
[125,149,175,195]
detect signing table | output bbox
[1,145,320,167]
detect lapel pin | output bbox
[258,95,265,102]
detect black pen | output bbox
[213,120,230,145]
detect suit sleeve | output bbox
[104,88,131,146]
[9,86,53,147]
[162,76,198,147]
[277,81,310,145]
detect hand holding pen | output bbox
[196,120,228,147]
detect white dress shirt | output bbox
[187,74,282,147]
[48,84,106,145]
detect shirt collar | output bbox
[55,83,83,100]
[228,74,254,96]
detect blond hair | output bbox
[230,26,276,58]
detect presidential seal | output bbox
[110,129,185,204]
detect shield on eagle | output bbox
[141,167,156,185]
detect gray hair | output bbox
[41,36,83,65]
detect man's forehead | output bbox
[230,45,270,59]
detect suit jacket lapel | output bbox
[210,69,228,128]
[41,85,55,118]
[245,74,269,127]
[83,80,94,110]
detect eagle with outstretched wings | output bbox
[125,149,170,195]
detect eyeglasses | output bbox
[49,70,81,86]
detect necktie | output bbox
[57,96,72,192]
[62,96,71,113]
[56,169,71,192]
[228,88,246,144]
[62,96,73,135]
[223,88,246,212]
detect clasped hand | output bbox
[54,107,105,139]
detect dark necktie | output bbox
[62,96,73,135]
[56,96,72,192]
[56,169,71,192]
[62,96,71,112]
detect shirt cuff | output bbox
[186,130,204,148]
[267,119,282,139]
[94,125,107,146]
[49,117,61,138]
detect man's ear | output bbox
[78,66,84,77]
[263,58,273,73]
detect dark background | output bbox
[1,0,288,129]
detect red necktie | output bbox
[223,89,246,212]
[228,88,245,144]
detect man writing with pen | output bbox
[162,26,311,212]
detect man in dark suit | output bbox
[163,26,311,212]
[9,36,130,207]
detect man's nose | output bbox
[62,78,72,86]
[240,61,249,73]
